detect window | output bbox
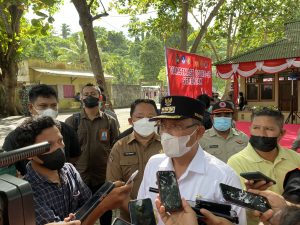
[63,85,75,98]
[246,74,274,101]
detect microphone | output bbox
[0,142,51,167]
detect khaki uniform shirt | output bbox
[106,131,162,220]
[65,110,119,187]
[199,127,249,163]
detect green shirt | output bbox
[200,127,249,163]
[228,143,300,225]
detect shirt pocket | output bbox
[120,156,139,181]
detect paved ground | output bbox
[0,108,132,149]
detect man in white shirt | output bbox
[137,95,247,225]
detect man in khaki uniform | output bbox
[200,100,248,163]
[65,83,119,225]
[106,99,162,221]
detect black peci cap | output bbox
[150,95,205,121]
[211,101,234,114]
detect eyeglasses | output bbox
[157,123,198,133]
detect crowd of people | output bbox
[0,83,300,225]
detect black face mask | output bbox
[249,135,278,152]
[38,148,66,170]
[83,96,99,108]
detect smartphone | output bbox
[112,217,131,225]
[156,170,182,212]
[126,170,139,185]
[219,183,271,212]
[75,182,115,221]
[187,200,239,224]
[128,198,156,225]
[240,171,276,184]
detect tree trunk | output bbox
[190,0,226,53]
[72,0,109,96]
[1,61,18,115]
[179,0,189,51]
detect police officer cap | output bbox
[212,100,234,114]
[151,95,205,121]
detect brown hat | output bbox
[212,101,234,114]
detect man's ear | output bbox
[196,125,205,139]
[128,118,133,125]
[278,129,286,141]
[28,103,34,115]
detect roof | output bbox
[215,20,300,65]
[30,67,114,80]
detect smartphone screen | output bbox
[240,172,276,184]
[220,183,271,212]
[128,198,156,225]
[156,170,182,212]
[112,218,131,225]
[75,182,115,221]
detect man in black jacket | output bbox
[2,84,81,175]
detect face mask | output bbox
[133,118,157,137]
[38,148,66,170]
[83,96,99,108]
[161,129,198,158]
[213,117,232,131]
[35,108,58,119]
[249,135,278,152]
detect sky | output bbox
[49,1,156,36]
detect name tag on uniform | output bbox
[209,145,218,148]
[124,152,136,156]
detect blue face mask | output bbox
[213,117,232,131]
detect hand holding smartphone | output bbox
[240,171,276,184]
[156,170,183,212]
[219,183,271,212]
[128,198,156,225]
[126,170,139,185]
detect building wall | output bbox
[111,84,141,108]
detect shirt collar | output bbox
[158,145,206,175]
[127,131,161,144]
[81,109,103,119]
[245,143,288,163]
[208,127,237,138]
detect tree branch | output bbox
[0,5,13,35]
[92,12,108,21]
[88,0,95,9]
[190,11,202,27]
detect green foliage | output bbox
[139,36,165,82]
[61,23,71,39]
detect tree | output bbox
[0,0,59,116]
[61,23,71,39]
[139,36,165,82]
[71,0,110,95]
[111,0,226,52]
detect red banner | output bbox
[166,48,212,98]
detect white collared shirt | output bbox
[137,145,247,225]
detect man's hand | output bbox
[100,181,133,211]
[155,196,197,225]
[248,189,287,222]
[245,180,274,191]
[199,208,233,225]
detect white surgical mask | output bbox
[133,118,157,137]
[161,128,198,158]
[35,108,58,119]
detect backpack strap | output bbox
[73,112,81,133]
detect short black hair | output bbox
[29,84,58,103]
[130,99,158,117]
[81,83,101,95]
[15,116,60,149]
[251,107,284,128]
[196,94,212,109]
